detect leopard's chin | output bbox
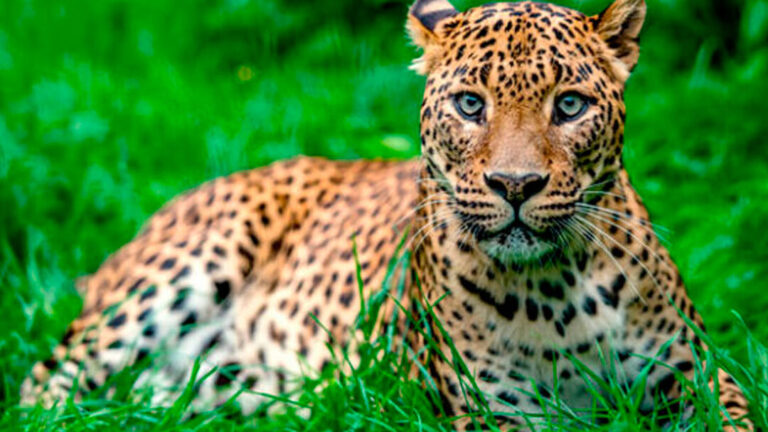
[476,222,562,265]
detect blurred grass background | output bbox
[0,0,767,413]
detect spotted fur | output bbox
[22,0,751,430]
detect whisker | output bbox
[581,190,627,201]
[552,219,575,250]
[576,209,676,277]
[570,217,645,303]
[581,177,617,193]
[408,208,457,251]
[415,177,452,186]
[575,215,664,303]
[396,199,452,223]
[575,202,671,236]
[394,188,455,226]
[576,206,670,246]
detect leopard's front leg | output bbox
[623,281,753,431]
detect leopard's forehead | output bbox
[445,2,592,43]
[430,2,611,102]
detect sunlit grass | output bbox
[3,248,766,430]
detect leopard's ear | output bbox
[407,0,458,75]
[595,0,646,81]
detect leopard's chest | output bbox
[425,267,658,414]
[445,278,628,368]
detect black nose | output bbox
[484,172,550,208]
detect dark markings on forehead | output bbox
[448,2,591,50]
[431,2,620,97]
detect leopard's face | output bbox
[410,0,645,263]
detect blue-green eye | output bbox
[555,93,589,122]
[454,92,485,120]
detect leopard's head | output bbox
[409,0,646,263]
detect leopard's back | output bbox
[22,157,420,409]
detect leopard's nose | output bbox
[484,172,550,208]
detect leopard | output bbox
[22,0,753,430]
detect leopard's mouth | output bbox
[457,210,580,264]
[478,230,556,263]
[471,216,562,242]
[464,218,557,263]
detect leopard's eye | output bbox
[454,92,485,120]
[554,93,588,123]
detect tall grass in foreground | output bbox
[3,244,767,431]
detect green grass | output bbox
[1,0,768,429]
